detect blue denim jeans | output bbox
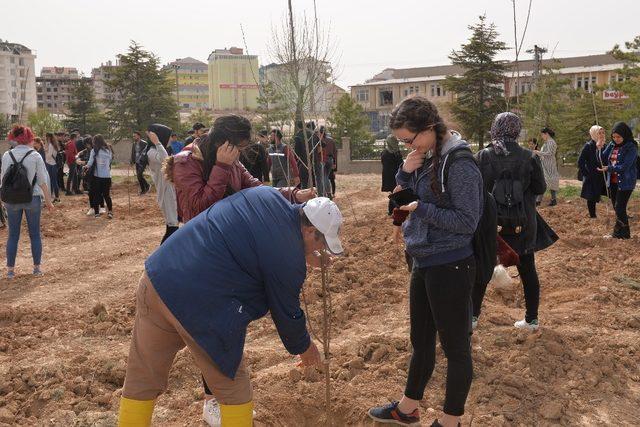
[45,163,59,198]
[5,196,43,268]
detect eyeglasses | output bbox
[398,131,421,145]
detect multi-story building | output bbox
[208,47,259,111]
[260,59,345,116]
[0,40,37,122]
[351,53,630,132]
[164,57,209,111]
[91,60,120,109]
[36,67,81,114]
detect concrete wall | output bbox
[337,137,382,175]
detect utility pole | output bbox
[526,44,547,88]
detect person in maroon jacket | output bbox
[64,133,81,195]
[166,116,315,223]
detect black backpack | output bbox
[443,148,498,286]
[492,167,527,234]
[1,150,37,204]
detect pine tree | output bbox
[444,15,508,149]
[106,41,179,138]
[64,77,109,135]
[609,35,640,128]
[327,94,370,148]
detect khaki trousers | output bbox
[122,272,253,404]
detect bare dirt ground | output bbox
[1,174,639,426]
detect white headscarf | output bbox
[589,125,603,141]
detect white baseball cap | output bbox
[302,197,344,255]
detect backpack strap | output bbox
[441,147,475,193]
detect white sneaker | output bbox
[100,207,107,214]
[86,208,94,216]
[514,319,539,331]
[472,316,478,330]
[203,399,221,427]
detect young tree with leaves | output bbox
[445,15,507,149]
[106,41,179,138]
[64,77,109,135]
[327,94,370,148]
[27,110,62,137]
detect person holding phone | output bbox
[368,97,482,427]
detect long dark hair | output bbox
[198,115,252,179]
[45,132,58,151]
[389,96,448,196]
[92,134,111,154]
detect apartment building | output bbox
[91,60,120,109]
[36,67,81,114]
[351,53,630,132]
[208,47,259,111]
[0,40,37,121]
[164,57,209,110]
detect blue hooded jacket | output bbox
[602,122,638,191]
[145,186,310,378]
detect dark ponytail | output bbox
[389,96,447,196]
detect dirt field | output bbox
[1,174,639,426]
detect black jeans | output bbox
[587,200,597,218]
[136,164,149,193]
[91,177,113,214]
[65,164,80,193]
[609,183,632,236]
[518,253,540,322]
[404,255,475,417]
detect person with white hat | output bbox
[118,186,343,427]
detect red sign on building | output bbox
[219,83,259,89]
[603,90,629,100]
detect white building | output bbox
[91,60,120,109]
[0,41,37,121]
[36,67,81,114]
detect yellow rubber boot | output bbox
[117,397,155,427]
[219,401,254,427]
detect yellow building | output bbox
[207,47,259,111]
[165,57,209,111]
[351,53,630,133]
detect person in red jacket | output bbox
[64,133,81,195]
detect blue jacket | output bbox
[87,148,112,178]
[578,140,607,200]
[396,133,483,267]
[145,186,310,378]
[602,140,638,191]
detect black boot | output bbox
[618,224,631,239]
[611,221,623,238]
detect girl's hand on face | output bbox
[402,150,426,173]
[216,142,240,165]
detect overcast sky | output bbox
[5,0,640,88]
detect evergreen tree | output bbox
[64,77,109,135]
[327,94,370,148]
[106,41,179,138]
[609,35,640,128]
[444,15,508,149]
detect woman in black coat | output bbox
[381,134,403,214]
[578,125,608,218]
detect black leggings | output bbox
[404,256,475,417]
[91,177,113,214]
